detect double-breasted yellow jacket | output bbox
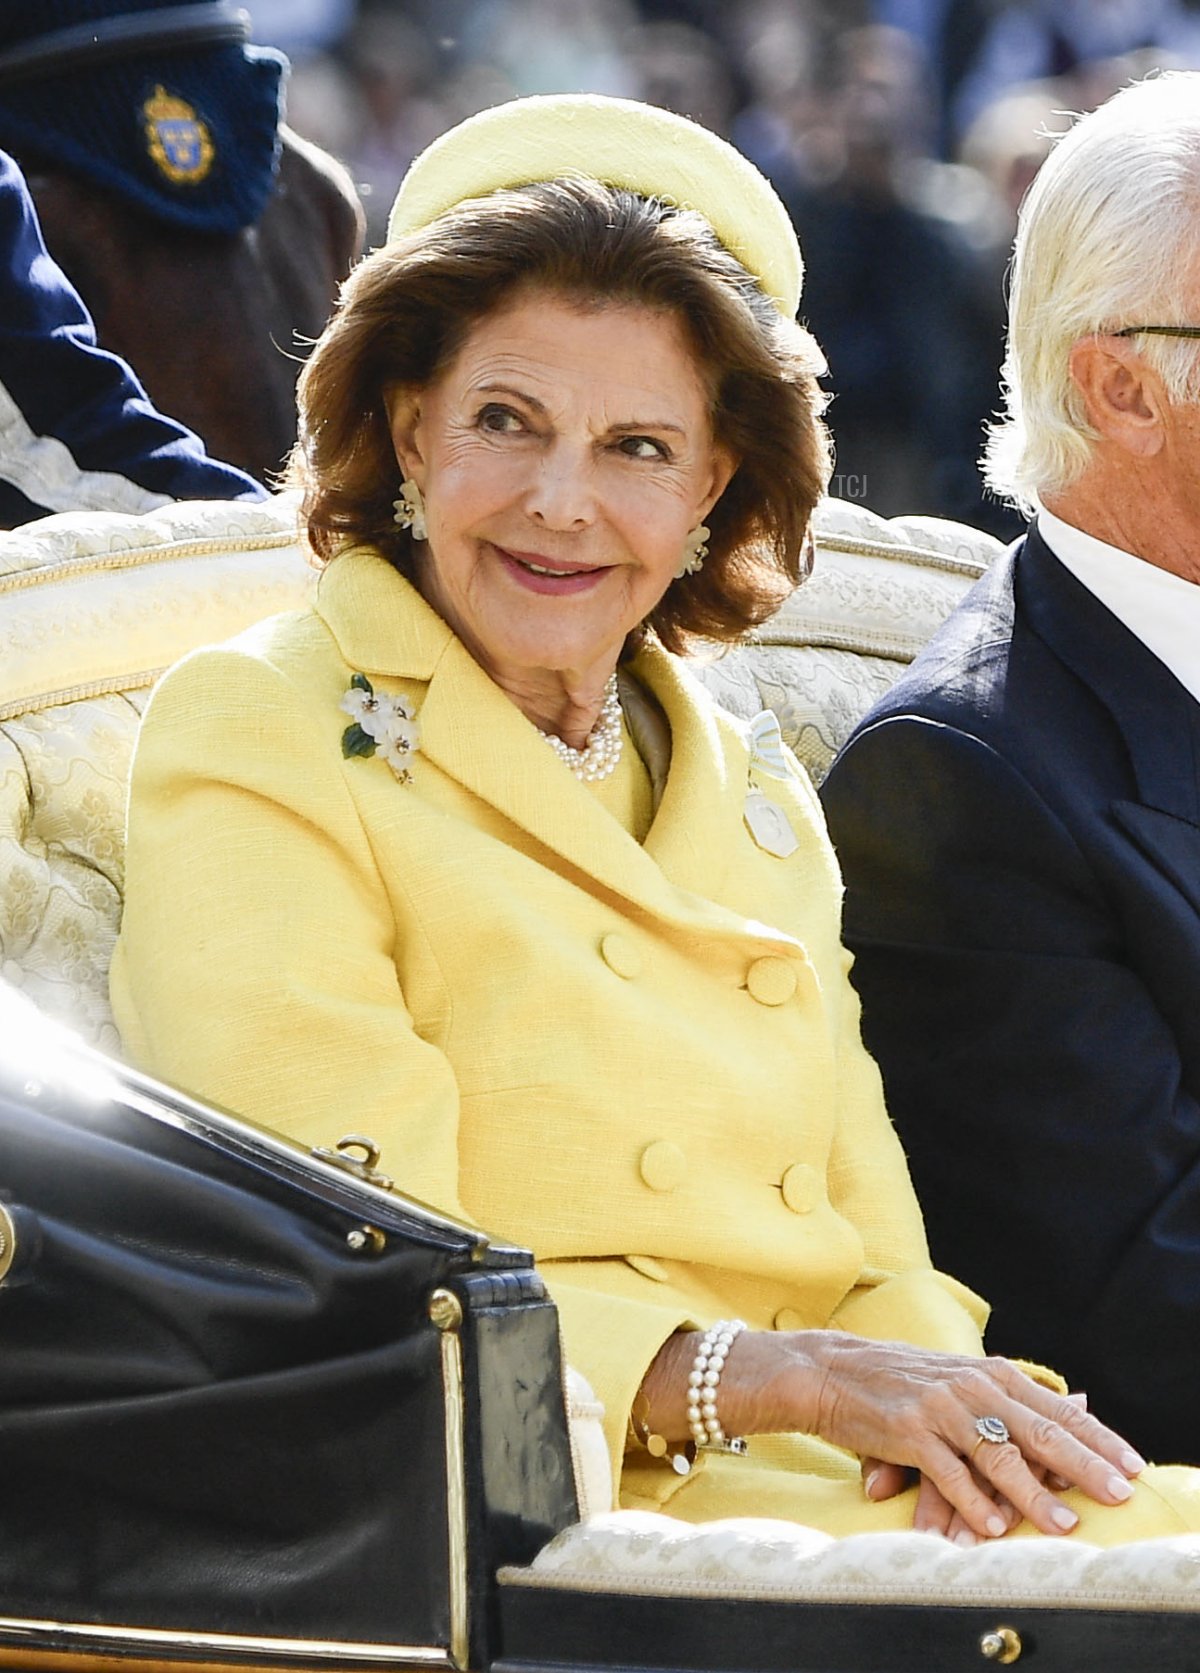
[112,545,987,1505]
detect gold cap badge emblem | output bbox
[143,85,214,184]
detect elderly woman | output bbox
[110,94,1200,1547]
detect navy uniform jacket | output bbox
[821,523,1200,1465]
[0,148,261,525]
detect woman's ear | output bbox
[701,442,739,519]
[382,383,425,483]
[1068,336,1166,458]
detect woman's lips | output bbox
[492,543,609,595]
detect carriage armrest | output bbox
[564,1367,614,1519]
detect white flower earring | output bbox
[393,479,428,540]
[676,523,710,579]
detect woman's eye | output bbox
[478,404,524,434]
[619,435,668,460]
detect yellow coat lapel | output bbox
[314,547,799,950]
[633,641,742,900]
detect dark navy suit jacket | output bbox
[821,523,1200,1465]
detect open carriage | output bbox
[2,492,1199,1672]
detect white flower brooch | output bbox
[340,673,420,783]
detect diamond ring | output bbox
[969,1414,1011,1460]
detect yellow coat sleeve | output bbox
[111,642,472,1223]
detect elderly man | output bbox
[821,73,1200,1466]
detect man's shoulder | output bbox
[848,537,1024,742]
[822,522,1157,822]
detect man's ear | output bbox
[382,383,425,482]
[1068,336,1166,458]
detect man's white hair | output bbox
[984,73,1200,515]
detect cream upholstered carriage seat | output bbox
[20,488,1200,1640]
[0,487,1000,1052]
[533,1339,1200,1641]
[506,1508,1200,1609]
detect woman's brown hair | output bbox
[290,176,830,652]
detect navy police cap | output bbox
[0,1,287,232]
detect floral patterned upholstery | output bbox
[0,493,314,1049]
[0,490,1000,1053]
[693,500,1002,783]
[13,491,1200,1616]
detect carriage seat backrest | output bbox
[0,494,313,1051]
[0,490,1002,1052]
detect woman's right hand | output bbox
[861,1389,1091,1543]
[639,1328,1146,1541]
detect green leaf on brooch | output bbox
[341,722,377,758]
[350,672,374,695]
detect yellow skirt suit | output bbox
[111,546,1200,1540]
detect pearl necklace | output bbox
[537,676,623,782]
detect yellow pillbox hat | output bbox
[387,93,803,319]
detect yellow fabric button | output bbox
[746,956,798,1006]
[774,1307,805,1332]
[638,1140,687,1192]
[780,1162,820,1215]
[600,932,642,980]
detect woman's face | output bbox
[386,288,736,702]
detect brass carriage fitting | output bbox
[980,1626,1023,1663]
[311,1133,395,1190]
[429,1287,464,1331]
[0,1202,14,1284]
[345,1224,386,1254]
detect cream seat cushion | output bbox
[0,489,1002,1050]
[503,1510,1200,1610]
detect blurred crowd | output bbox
[250,0,1200,535]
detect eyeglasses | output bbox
[1111,325,1200,339]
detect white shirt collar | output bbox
[1036,506,1200,707]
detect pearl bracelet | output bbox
[686,1318,749,1455]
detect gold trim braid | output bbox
[0,529,304,597]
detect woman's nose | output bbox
[525,443,596,529]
